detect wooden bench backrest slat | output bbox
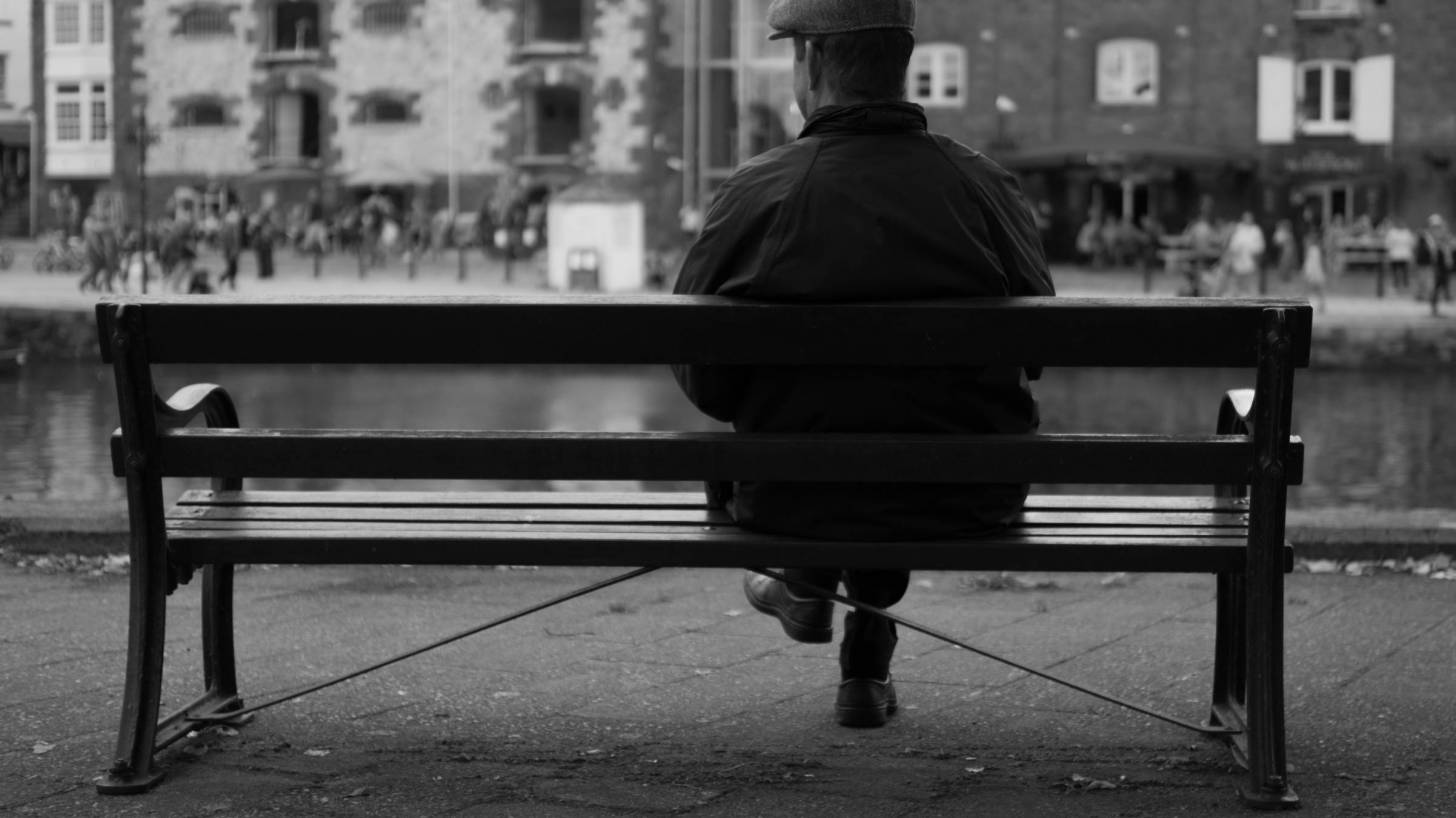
[121,430,1304,486]
[97,296,1314,368]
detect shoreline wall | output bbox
[7,306,1456,369]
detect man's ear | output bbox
[805,38,825,90]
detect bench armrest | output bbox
[157,383,242,495]
[156,383,240,432]
[1215,388,1255,501]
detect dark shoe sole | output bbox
[743,579,833,644]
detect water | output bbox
[2,362,1452,510]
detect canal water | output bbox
[2,363,1452,510]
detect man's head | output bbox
[767,0,916,115]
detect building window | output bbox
[88,1,106,43]
[359,95,410,123]
[1096,39,1158,105]
[179,99,227,126]
[1294,0,1361,18]
[54,84,82,140]
[0,55,7,103]
[90,83,108,141]
[270,1,321,53]
[361,0,409,32]
[907,43,965,108]
[528,85,582,156]
[1298,60,1353,135]
[526,0,583,43]
[53,2,81,44]
[179,6,233,38]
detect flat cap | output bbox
[766,0,916,40]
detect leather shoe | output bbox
[836,676,898,728]
[742,572,833,644]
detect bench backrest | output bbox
[98,295,1310,490]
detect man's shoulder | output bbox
[727,138,819,183]
[926,133,1019,185]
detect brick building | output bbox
[894,0,1456,258]
[27,0,1455,256]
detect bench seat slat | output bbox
[168,529,1279,573]
[175,489,1253,513]
[169,519,1244,539]
[142,431,1302,485]
[169,505,1247,529]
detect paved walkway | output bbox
[2,563,1453,816]
[1,237,1453,328]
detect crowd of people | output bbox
[1075,205,1456,315]
[61,178,556,295]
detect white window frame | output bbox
[1298,60,1354,136]
[89,82,108,141]
[54,83,82,140]
[51,81,109,143]
[1096,38,1159,106]
[88,0,106,44]
[907,43,965,108]
[52,2,81,45]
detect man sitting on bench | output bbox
[671,0,1055,728]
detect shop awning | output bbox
[0,121,31,146]
[999,135,1245,170]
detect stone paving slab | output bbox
[1,564,1454,816]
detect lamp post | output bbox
[131,102,155,293]
[993,94,1018,152]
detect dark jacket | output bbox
[672,102,1055,540]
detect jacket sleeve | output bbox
[670,173,778,423]
[981,164,1056,298]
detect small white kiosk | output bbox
[545,179,645,292]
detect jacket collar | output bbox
[799,101,928,138]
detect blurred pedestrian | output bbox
[1272,219,1298,285]
[78,202,112,292]
[1419,215,1453,317]
[1221,212,1265,296]
[251,203,279,280]
[1302,230,1327,314]
[1384,218,1416,292]
[218,202,244,290]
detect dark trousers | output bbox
[1433,266,1452,314]
[255,244,274,279]
[783,567,909,680]
[219,254,239,289]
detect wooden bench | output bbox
[95,294,1311,809]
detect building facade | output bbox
[30,0,115,235]
[26,0,1451,253]
[0,0,33,236]
[106,0,668,235]
[881,0,1455,258]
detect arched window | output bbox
[1297,60,1353,135]
[907,43,965,108]
[361,1,409,32]
[178,5,232,38]
[179,99,227,127]
[359,95,411,124]
[1096,39,1159,105]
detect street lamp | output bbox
[993,94,1018,151]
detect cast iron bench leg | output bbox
[95,528,169,794]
